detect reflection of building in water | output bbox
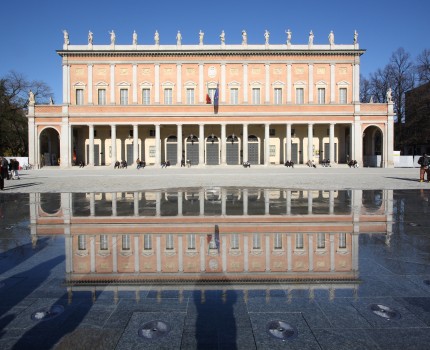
[30,189,392,294]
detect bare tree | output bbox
[416,49,430,84]
[0,71,52,156]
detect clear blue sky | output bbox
[1,0,428,102]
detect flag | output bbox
[214,225,220,250]
[213,84,219,107]
[206,93,211,104]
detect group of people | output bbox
[348,160,359,168]
[284,160,294,168]
[0,157,21,190]
[114,160,128,169]
[136,159,146,169]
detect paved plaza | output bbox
[1,165,427,193]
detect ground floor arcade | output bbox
[30,121,393,168]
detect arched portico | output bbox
[39,127,60,167]
[362,125,383,167]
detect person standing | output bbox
[0,157,9,190]
[418,153,429,182]
[12,158,20,180]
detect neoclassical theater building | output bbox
[27,30,394,168]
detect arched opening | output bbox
[40,193,62,215]
[165,135,178,165]
[39,127,60,167]
[185,134,199,165]
[206,134,220,165]
[226,134,240,165]
[248,135,260,164]
[363,126,383,167]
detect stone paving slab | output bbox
[0,166,428,193]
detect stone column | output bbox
[154,64,160,104]
[353,117,362,165]
[89,125,94,166]
[110,64,115,104]
[221,63,226,103]
[286,123,292,161]
[133,124,139,162]
[243,189,248,215]
[155,124,161,166]
[60,117,70,168]
[329,190,335,215]
[199,189,205,215]
[308,64,314,103]
[329,123,335,163]
[221,124,226,165]
[134,192,139,216]
[264,189,270,215]
[199,124,205,165]
[90,192,95,216]
[330,64,335,103]
[199,64,204,103]
[286,63,292,104]
[242,124,248,163]
[265,64,270,104]
[307,123,313,163]
[307,191,313,214]
[353,61,360,103]
[177,124,183,165]
[386,115,394,167]
[62,64,70,104]
[243,63,248,103]
[28,116,36,167]
[178,191,183,216]
[176,64,182,104]
[264,123,270,166]
[111,124,117,166]
[112,193,117,216]
[132,64,138,104]
[286,190,291,215]
[87,64,93,104]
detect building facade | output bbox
[27,30,394,168]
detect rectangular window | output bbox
[295,88,304,104]
[252,234,261,249]
[144,234,152,250]
[76,89,84,105]
[274,233,282,250]
[274,88,282,104]
[252,88,260,104]
[339,233,347,249]
[339,88,347,104]
[230,88,239,104]
[295,233,304,249]
[231,234,239,249]
[317,233,325,249]
[186,88,195,104]
[142,89,150,105]
[166,234,174,250]
[100,235,108,250]
[318,88,326,104]
[122,235,131,250]
[98,89,106,105]
[164,88,173,104]
[120,89,128,105]
[187,234,196,250]
[78,235,86,250]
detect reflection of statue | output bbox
[132,30,137,45]
[386,88,392,103]
[353,30,358,44]
[88,30,93,45]
[199,30,204,45]
[220,30,225,44]
[63,30,69,45]
[242,30,247,45]
[285,29,292,45]
[328,30,334,45]
[154,30,159,45]
[264,30,270,45]
[109,30,116,45]
[29,90,35,105]
[176,31,182,45]
[308,30,314,46]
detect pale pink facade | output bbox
[27,34,395,168]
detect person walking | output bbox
[0,157,9,190]
[417,153,429,182]
[12,158,20,180]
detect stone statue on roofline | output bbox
[199,30,204,45]
[285,29,292,45]
[176,31,182,45]
[63,30,69,45]
[29,90,35,106]
[109,30,116,45]
[264,30,270,45]
[242,30,247,45]
[220,30,225,44]
[88,30,93,45]
[328,30,334,45]
[154,30,160,45]
[386,88,393,103]
[353,30,358,44]
[308,30,314,47]
[133,30,137,45]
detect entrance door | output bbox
[248,143,259,164]
[226,143,239,164]
[86,144,100,166]
[324,143,337,162]
[291,143,298,164]
[166,143,177,165]
[186,143,199,165]
[126,144,133,165]
[206,143,219,165]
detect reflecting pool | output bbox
[1,188,430,349]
